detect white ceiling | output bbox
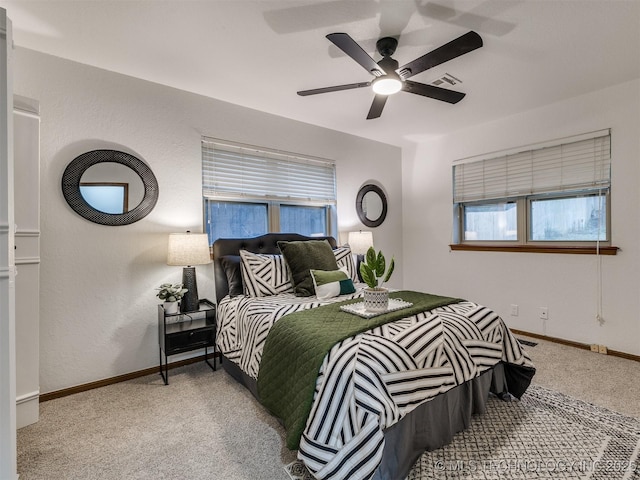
[2,0,639,147]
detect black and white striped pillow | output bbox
[239,250,293,297]
[333,246,357,282]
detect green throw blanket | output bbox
[256,290,462,449]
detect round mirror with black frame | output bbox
[62,149,159,226]
[356,184,388,228]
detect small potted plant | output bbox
[156,283,188,314]
[359,247,394,312]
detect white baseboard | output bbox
[16,390,39,429]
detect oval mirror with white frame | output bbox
[62,150,159,226]
[356,184,388,228]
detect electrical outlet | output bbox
[510,304,519,316]
[539,307,548,320]
[590,344,609,354]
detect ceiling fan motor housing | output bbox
[376,37,398,57]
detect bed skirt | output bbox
[221,354,511,480]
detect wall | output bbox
[13,47,402,394]
[402,79,640,356]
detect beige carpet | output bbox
[519,335,640,419]
[18,364,297,480]
[285,384,640,479]
[18,337,640,479]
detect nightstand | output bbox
[158,298,216,385]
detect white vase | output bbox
[363,287,389,312]
[163,301,179,314]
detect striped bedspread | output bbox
[216,289,534,480]
[217,289,367,378]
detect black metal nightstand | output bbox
[158,298,216,385]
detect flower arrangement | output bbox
[359,247,395,290]
[156,283,188,302]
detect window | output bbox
[529,193,606,241]
[202,138,337,245]
[204,201,268,239]
[463,201,517,241]
[280,205,329,237]
[452,130,613,252]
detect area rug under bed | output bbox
[285,384,640,480]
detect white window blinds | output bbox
[453,130,611,203]
[202,138,337,204]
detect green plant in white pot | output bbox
[156,283,188,314]
[359,247,395,312]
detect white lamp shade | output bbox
[167,233,212,266]
[348,231,374,255]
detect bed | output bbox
[213,233,535,480]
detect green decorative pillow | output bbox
[278,240,339,296]
[311,267,356,300]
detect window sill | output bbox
[449,244,619,255]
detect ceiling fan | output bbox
[297,31,483,119]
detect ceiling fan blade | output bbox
[297,81,371,96]
[326,33,385,76]
[403,80,466,104]
[366,94,388,119]
[398,31,483,79]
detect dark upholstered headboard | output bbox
[212,233,337,302]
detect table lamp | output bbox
[167,231,212,313]
[348,231,374,282]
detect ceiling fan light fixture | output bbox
[372,76,402,95]
[299,31,483,118]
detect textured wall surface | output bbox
[13,47,402,394]
[402,79,640,356]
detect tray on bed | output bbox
[340,298,413,318]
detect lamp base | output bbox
[180,266,200,313]
[356,254,364,283]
